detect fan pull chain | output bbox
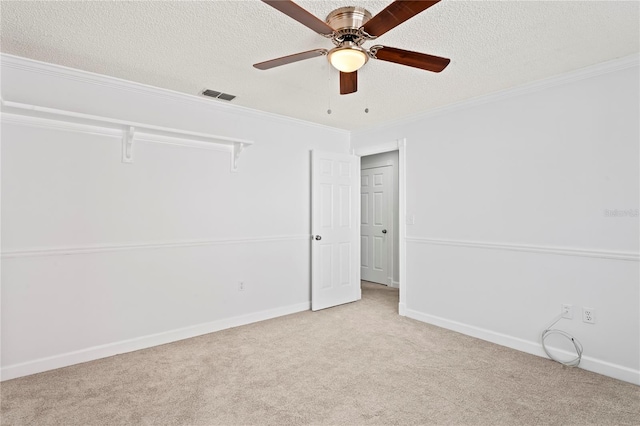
[327,66,332,115]
[364,76,369,114]
[364,86,369,114]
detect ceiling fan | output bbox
[253,0,451,95]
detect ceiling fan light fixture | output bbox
[328,45,368,73]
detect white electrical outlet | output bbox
[238,281,245,291]
[583,307,596,324]
[561,304,573,319]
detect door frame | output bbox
[353,138,407,316]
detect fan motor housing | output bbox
[326,7,372,46]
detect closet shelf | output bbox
[1,99,253,171]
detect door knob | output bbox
[315,235,322,240]
[382,229,387,234]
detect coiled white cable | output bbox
[541,314,583,367]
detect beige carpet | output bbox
[1,282,639,425]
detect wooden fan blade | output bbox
[254,49,327,70]
[362,1,441,37]
[373,46,450,72]
[261,0,334,35]
[340,71,358,95]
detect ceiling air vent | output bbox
[201,89,236,102]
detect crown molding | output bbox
[354,53,640,136]
[3,52,636,144]
[0,53,350,136]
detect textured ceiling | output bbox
[1,1,639,131]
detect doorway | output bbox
[310,140,407,315]
[360,152,399,287]
[353,139,407,315]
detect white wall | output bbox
[0,55,350,380]
[2,53,638,386]
[351,56,640,384]
[361,151,399,284]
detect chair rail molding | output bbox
[1,99,253,171]
[1,235,310,259]
[406,237,640,262]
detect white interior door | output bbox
[360,166,391,285]
[311,150,360,311]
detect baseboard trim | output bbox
[1,301,310,381]
[406,237,639,262]
[1,235,309,259]
[405,308,640,386]
[398,303,407,316]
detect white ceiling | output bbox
[1,1,638,131]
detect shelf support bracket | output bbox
[231,142,247,172]
[122,126,135,163]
